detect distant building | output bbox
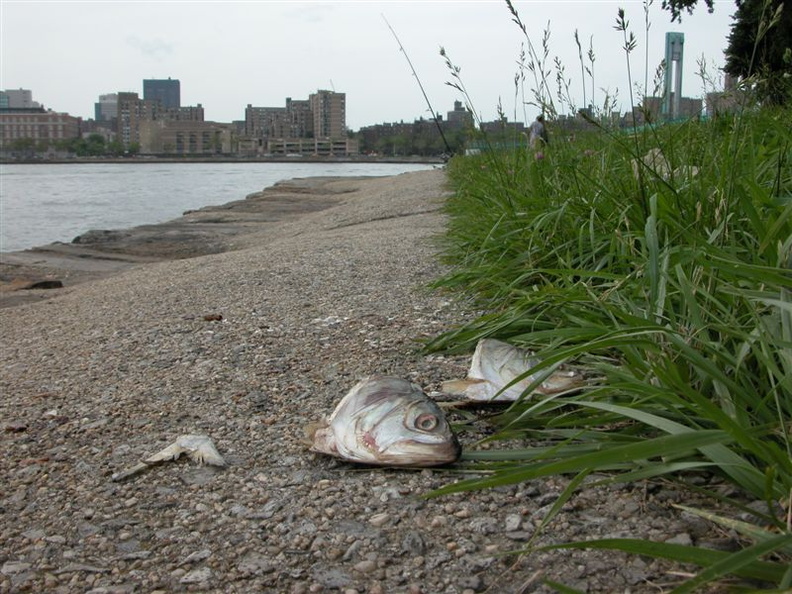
[357,100,483,156]
[143,78,180,109]
[662,32,685,119]
[245,105,288,138]
[116,91,213,150]
[705,73,740,116]
[242,90,352,156]
[285,98,313,138]
[94,93,118,122]
[0,107,81,149]
[117,92,163,147]
[638,95,702,123]
[165,104,205,122]
[478,119,526,136]
[1,89,40,109]
[138,119,233,155]
[446,100,473,129]
[309,90,345,138]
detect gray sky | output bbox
[1,0,735,130]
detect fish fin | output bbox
[441,378,486,395]
[533,370,588,395]
[182,437,226,467]
[436,399,477,409]
[306,421,338,456]
[142,435,226,467]
[304,420,325,444]
[144,442,185,464]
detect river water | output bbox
[0,161,437,253]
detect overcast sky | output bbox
[1,0,735,130]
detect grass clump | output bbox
[424,3,792,590]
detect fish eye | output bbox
[414,413,438,431]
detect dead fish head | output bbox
[309,376,460,467]
[443,338,586,401]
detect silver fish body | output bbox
[443,338,584,401]
[309,376,460,467]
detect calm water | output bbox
[0,162,436,252]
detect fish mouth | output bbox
[376,436,462,467]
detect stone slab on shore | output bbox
[1,170,720,593]
[0,176,355,308]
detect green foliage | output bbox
[428,10,792,580]
[661,0,715,23]
[424,3,792,588]
[726,0,792,105]
[428,103,792,589]
[428,109,792,583]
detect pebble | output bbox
[181,548,212,565]
[180,567,212,584]
[1,561,31,575]
[504,514,522,532]
[369,513,389,527]
[353,560,377,574]
[665,533,693,546]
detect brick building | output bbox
[0,107,81,150]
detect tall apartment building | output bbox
[245,105,288,137]
[309,90,345,138]
[117,92,162,146]
[285,98,313,138]
[143,78,180,109]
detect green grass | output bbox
[421,1,792,587]
[425,74,792,593]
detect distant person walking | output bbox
[529,114,549,149]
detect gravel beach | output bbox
[1,170,732,593]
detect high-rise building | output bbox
[94,93,118,122]
[117,92,162,147]
[285,98,313,138]
[662,32,685,120]
[1,89,40,109]
[143,78,180,109]
[309,90,346,138]
[244,105,287,137]
[241,89,352,155]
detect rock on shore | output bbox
[1,170,721,593]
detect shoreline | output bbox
[1,155,445,166]
[0,174,379,308]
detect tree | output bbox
[725,0,791,105]
[107,140,125,156]
[84,133,106,156]
[661,0,791,105]
[10,138,36,157]
[661,0,714,23]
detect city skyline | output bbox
[2,2,735,130]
